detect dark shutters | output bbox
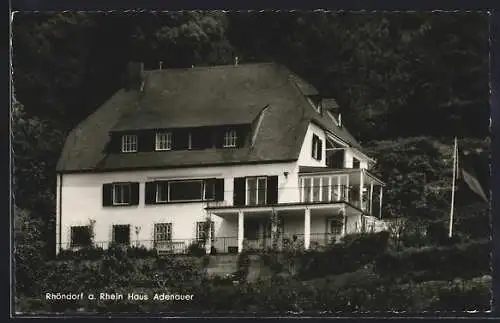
[266,175,278,204]
[312,134,318,158]
[312,134,323,160]
[138,131,155,152]
[214,127,225,148]
[318,139,323,160]
[172,129,189,150]
[145,182,157,204]
[102,184,113,206]
[205,178,215,200]
[109,133,121,153]
[233,177,246,206]
[236,128,245,148]
[215,179,225,201]
[130,182,139,205]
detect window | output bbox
[156,182,169,203]
[169,180,205,202]
[353,158,360,168]
[303,178,312,203]
[155,132,172,151]
[113,183,131,205]
[321,177,330,202]
[312,177,321,202]
[301,175,350,203]
[307,96,321,114]
[121,135,138,152]
[246,177,267,205]
[112,224,130,245]
[223,129,237,148]
[312,134,322,160]
[196,221,215,242]
[70,226,92,248]
[328,218,343,235]
[154,223,172,244]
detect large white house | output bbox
[55,62,386,254]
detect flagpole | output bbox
[449,137,458,238]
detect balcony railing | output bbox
[57,233,343,255]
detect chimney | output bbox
[125,62,145,91]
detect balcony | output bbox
[298,167,385,217]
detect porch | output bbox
[207,202,365,253]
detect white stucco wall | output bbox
[297,123,327,167]
[58,162,297,250]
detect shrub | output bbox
[126,246,156,258]
[187,241,206,257]
[234,251,250,282]
[375,239,490,282]
[297,231,390,280]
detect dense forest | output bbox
[12,11,490,257]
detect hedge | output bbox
[17,274,491,313]
[297,231,391,279]
[375,239,490,282]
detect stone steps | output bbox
[206,255,239,278]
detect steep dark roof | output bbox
[57,62,362,172]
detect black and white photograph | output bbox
[11,11,491,315]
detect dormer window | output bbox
[121,135,138,152]
[307,96,321,114]
[223,129,237,148]
[156,132,172,151]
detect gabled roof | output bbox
[57,62,363,172]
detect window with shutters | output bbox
[112,224,130,245]
[121,134,138,152]
[70,226,92,248]
[196,221,215,242]
[147,178,223,204]
[223,129,237,148]
[246,177,267,206]
[312,134,322,160]
[154,223,172,245]
[155,132,172,151]
[113,183,131,205]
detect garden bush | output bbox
[234,251,250,282]
[375,239,490,282]
[297,231,390,280]
[187,241,206,257]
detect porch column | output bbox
[238,210,244,253]
[205,212,212,254]
[369,182,374,215]
[341,209,347,236]
[304,208,311,250]
[359,170,364,211]
[379,187,383,219]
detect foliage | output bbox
[234,251,250,282]
[14,207,47,297]
[186,241,206,257]
[17,273,491,313]
[375,239,490,282]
